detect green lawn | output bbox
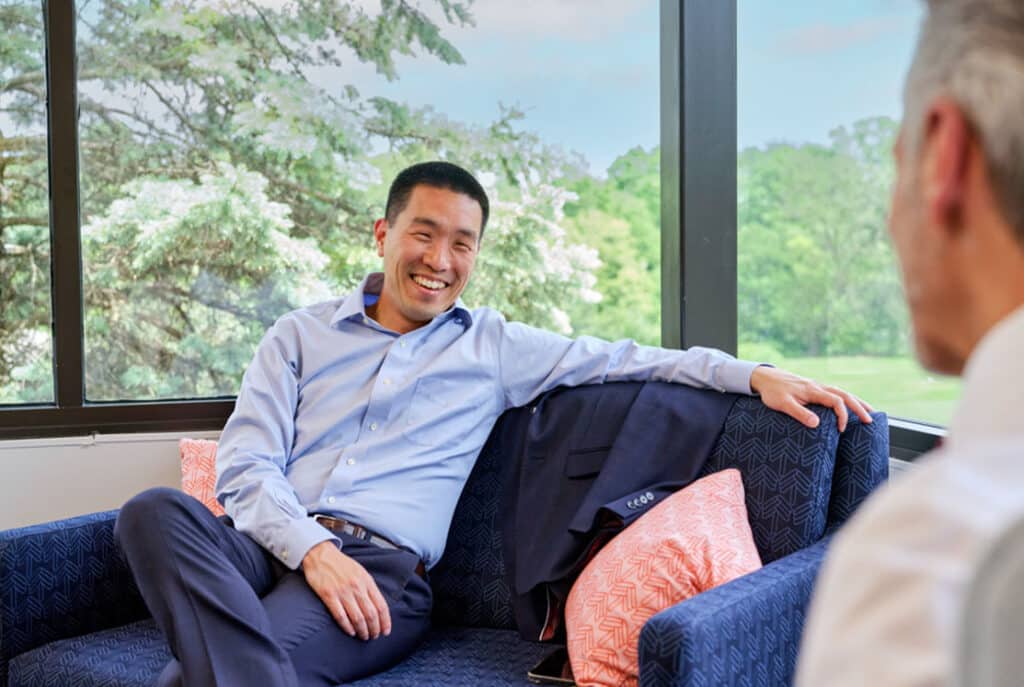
[755,355,960,427]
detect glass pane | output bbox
[78,0,660,402]
[0,0,54,404]
[737,1,959,426]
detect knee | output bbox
[115,487,192,545]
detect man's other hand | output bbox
[302,541,392,640]
[750,366,874,432]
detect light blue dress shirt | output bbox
[215,273,761,570]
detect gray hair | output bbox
[904,0,1024,243]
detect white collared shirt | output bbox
[795,305,1024,686]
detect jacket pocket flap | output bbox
[564,448,608,479]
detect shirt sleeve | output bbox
[495,317,762,409]
[214,317,337,570]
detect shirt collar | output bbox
[330,272,473,329]
[948,303,1024,445]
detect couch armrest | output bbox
[638,536,831,687]
[0,509,149,679]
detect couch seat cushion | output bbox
[349,626,551,686]
[9,620,551,687]
[8,619,170,687]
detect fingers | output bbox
[353,581,391,639]
[328,595,357,638]
[371,581,392,637]
[784,399,821,429]
[307,557,389,640]
[816,388,849,432]
[346,590,374,640]
[831,387,874,423]
[336,578,390,641]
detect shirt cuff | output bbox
[276,516,339,570]
[719,359,768,395]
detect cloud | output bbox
[776,15,909,57]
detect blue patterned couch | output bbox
[0,388,888,687]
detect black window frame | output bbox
[1,0,943,457]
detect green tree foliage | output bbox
[0,0,600,400]
[562,146,661,345]
[738,117,908,357]
[1,0,917,405]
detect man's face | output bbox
[374,184,482,331]
[888,127,968,374]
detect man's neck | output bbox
[366,295,426,335]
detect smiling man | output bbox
[115,161,872,686]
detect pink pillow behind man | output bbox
[565,468,762,687]
[179,438,225,516]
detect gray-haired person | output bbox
[797,1,1024,684]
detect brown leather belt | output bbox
[313,515,426,578]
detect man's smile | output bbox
[410,274,449,292]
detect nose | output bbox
[423,242,451,272]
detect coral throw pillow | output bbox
[565,468,762,687]
[179,438,225,516]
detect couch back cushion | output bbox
[430,421,519,630]
[700,396,840,563]
[828,412,889,528]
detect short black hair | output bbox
[384,161,490,237]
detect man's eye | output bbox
[455,242,471,251]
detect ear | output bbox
[922,98,972,234]
[373,218,387,257]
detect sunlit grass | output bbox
[745,353,961,427]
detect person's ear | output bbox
[922,98,971,235]
[373,218,387,257]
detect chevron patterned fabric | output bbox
[430,431,517,631]
[700,398,840,564]
[566,469,763,687]
[7,620,549,687]
[828,412,889,528]
[638,537,832,687]
[0,510,149,685]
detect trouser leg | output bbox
[263,534,433,686]
[114,487,299,687]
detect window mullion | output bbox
[44,0,85,408]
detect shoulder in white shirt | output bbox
[796,306,1024,687]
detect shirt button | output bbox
[370,422,378,431]
[327,496,336,504]
[347,458,356,466]
[281,550,288,560]
[383,378,392,385]
[400,341,407,348]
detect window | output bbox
[736,1,959,427]
[70,0,659,403]
[0,0,54,404]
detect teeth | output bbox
[412,275,446,290]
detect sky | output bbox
[345,0,925,175]
[1,0,926,176]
